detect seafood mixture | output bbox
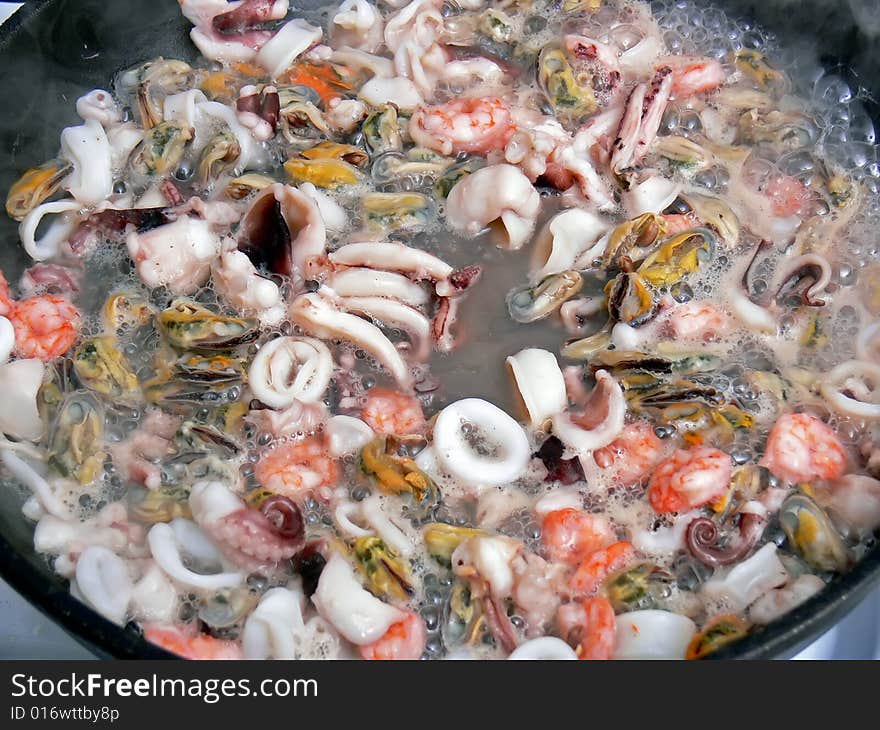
[2,0,880,661]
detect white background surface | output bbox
[0,0,878,660]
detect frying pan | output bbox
[1,0,878,660]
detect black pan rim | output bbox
[0,0,878,661]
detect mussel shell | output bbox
[179,421,241,456]
[537,46,599,124]
[779,492,851,573]
[560,323,613,360]
[158,299,259,351]
[197,128,241,187]
[130,121,193,177]
[602,213,668,270]
[225,173,277,200]
[5,158,74,221]
[507,270,583,324]
[72,336,141,403]
[283,157,361,188]
[362,104,404,156]
[47,391,106,483]
[174,354,245,383]
[606,272,657,326]
[301,141,369,168]
[605,562,674,612]
[198,588,258,629]
[353,535,415,602]
[361,192,432,233]
[129,484,192,524]
[423,522,486,566]
[279,101,331,145]
[636,228,716,288]
[434,156,485,199]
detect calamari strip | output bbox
[338,295,432,360]
[290,291,414,389]
[74,546,133,625]
[19,200,83,261]
[148,519,244,591]
[328,241,453,281]
[60,119,113,205]
[328,267,429,307]
[256,19,323,78]
[0,358,44,441]
[242,586,308,660]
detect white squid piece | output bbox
[60,119,113,206]
[238,183,327,280]
[551,370,626,454]
[700,542,788,613]
[330,0,384,53]
[34,504,138,561]
[820,360,880,420]
[451,535,521,599]
[0,316,13,365]
[3,450,70,519]
[508,636,578,660]
[75,89,121,127]
[195,100,265,170]
[298,182,348,231]
[612,610,697,659]
[622,175,681,217]
[445,164,541,250]
[531,208,610,282]
[328,241,453,282]
[147,519,244,592]
[163,88,207,129]
[129,562,179,624]
[19,200,83,262]
[312,552,406,645]
[358,77,424,112]
[338,296,432,361]
[212,249,284,326]
[74,546,133,625]
[249,336,334,408]
[242,586,307,660]
[432,398,530,488]
[506,348,568,429]
[328,268,429,307]
[256,19,324,78]
[290,291,414,390]
[748,574,825,625]
[127,216,221,294]
[0,358,44,441]
[326,415,374,458]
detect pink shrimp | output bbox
[759,412,847,485]
[0,269,13,316]
[568,541,635,597]
[409,97,514,156]
[9,294,80,361]
[359,610,427,660]
[661,212,701,235]
[661,300,730,340]
[254,435,339,498]
[541,508,615,566]
[144,625,243,660]
[764,173,812,217]
[557,596,616,660]
[648,446,732,514]
[592,421,665,486]
[661,56,725,98]
[361,388,426,436]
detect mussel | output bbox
[353,535,415,602]
[685,614,749,660]
[279,101,331,146]
[130,121,193,177]
[507,270,583,324]
[158,299,259,352]
[197,128,241,187]
[361,192,432,233]
[103,291,156,334]
[300,141,369,168]
[362,104,404,156]
[225,173,277,200]
[434,156,485,199]
[48,392,106,485]
[778,492,851,573]
[636,228,716,288]
[118,58,193,129]
[734,49,789,94]
[605,271,657,326]
[360,437,439,518]
[283,157,361,188]
[130,484,193,523]
[198,588,258,633]
[5,158,73,221]
[423,523,486,566]
[72,336,141,403]
[604,562,674,612]
[677,193,740,248]
[537,47,599,124]
[602,213,668,270]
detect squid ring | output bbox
[433,398,530,487]
[249,336,333,408]
[820,360,880,420]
